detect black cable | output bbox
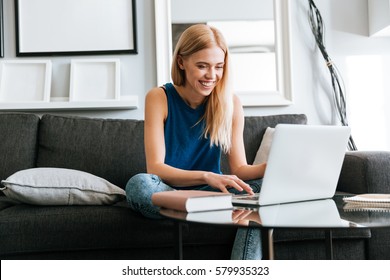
[308,0,357,151]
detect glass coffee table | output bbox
[160,194,390,260]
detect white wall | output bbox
[1,0,156,120]
[250,0,390,151]
[324,0,390,150]
[244,0,336,123]
[2,0,390,150]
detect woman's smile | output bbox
[199,80,216,88]
[176,45,225,106]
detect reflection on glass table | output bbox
[160,195,390,259]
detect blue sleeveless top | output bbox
[163,83,222,189]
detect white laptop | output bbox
[232,124,351,206]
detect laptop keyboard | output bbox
[234,193,260,201]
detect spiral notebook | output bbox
[343,194,390,212]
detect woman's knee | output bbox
[125,173,172,218]
[126,173,155,186]
[126,173,157,194]
[125,173,174,202]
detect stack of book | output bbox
[343,194,390,212]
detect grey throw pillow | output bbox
[1,168,126,205]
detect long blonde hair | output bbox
[171,24,234,153]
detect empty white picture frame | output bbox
[0,60,52,102]
[15,0,137,56]
[69,59,120,102]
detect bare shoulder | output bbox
[145,87,168,120]
[232,94,244,119]
[145,87,168,109]
[233,94,243,107]
[146,86,166,101]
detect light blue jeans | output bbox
[125,173,263,260]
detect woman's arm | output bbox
[144,87,201,186]
[144,88,251,193]
[228,95,267,181]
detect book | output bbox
[160,208,234,223]
[343,194,390,212]
[151,190,233,212]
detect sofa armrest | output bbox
[337,151,390,194]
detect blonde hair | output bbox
[171,24,233,153]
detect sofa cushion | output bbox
[338,151,390,194]
[253,127,275,164]
[0,200,237,259]
[243,114,307,164]
[36,114,146,189]
[1,168,125,205]
[0,113,39,184]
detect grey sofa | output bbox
[1,112,389,260]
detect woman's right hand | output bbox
[202,172,254,194]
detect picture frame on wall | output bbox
[69,59,120,102]
[15,0,137,56]
[0,60,52,102]
[0,0,4,58]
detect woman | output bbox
[126,24,266,259]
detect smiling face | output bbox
[177,46,225,107]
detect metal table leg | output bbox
[261,228,274,260]
[174,223,275,260]
[174,221,183,260]
[325,229,333,260]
